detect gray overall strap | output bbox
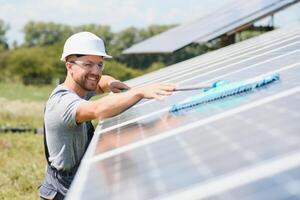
[43,107,51,166]
[43,122,51,166]
[86,121,95,145]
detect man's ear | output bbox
[66,62,75,72]
[65,62,74,76]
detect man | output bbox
[39,32,175,200]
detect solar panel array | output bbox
[123,0,299,54]
[66,25,300,200]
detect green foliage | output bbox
[23,21,72,47]
[0,19,9,51]
[0,132,45,200]
[139,24,176,39]
[0,50,10,82]
[74,24,113,48]
[44,43,67,81]
[238,30,266,41]
[110,27,140,58]
[169,43,216,65]
[104,60,142,81]
[146,62,165,73]
[5,47,54,84]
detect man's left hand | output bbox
[109,80,130,93]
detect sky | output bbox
[0,0,299,45]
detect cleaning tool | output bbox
[174,80,230,91]
[170,73,280,113]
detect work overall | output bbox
[39,121,94,200]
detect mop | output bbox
[170,73,280,113]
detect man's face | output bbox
[69,55,104,92]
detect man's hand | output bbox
[109,80,130,93]
[97,75,130,94]
[132,83,176,100]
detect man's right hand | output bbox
[132,83,176,100]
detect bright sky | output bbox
[0,0,299,45]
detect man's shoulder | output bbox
[46,85,81,107]
[49,85,76,99]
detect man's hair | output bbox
[65,54,85,62]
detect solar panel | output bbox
[126,25,300,87]
[123,0,299,54]
[66,25,300,200]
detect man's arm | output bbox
[76,83,175,123]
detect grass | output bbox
[0,82,52,128]
[0,82,54,102]
[0,132,46,200]
[0,82,52,199]
[0,98,44,128]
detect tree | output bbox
[6,47,54,84]
[109,27,140,58]
[139,24,176,39]
[104,60,142,81]
[0,19,9,50]
[23,21,72,47]
[73,24,113,49]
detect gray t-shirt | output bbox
[44,84,95,171]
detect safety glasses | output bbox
[69,60,105,71]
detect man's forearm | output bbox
[76,89,143,123]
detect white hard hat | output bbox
[61,32,112,61]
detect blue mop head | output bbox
[169,73,280,113]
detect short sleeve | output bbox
[60,93,87,126]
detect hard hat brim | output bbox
[61,51,112,61]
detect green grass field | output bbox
[0,83,53,102]
[0,132,45,200]
[0,82,53,129]
[0,83,52,200]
